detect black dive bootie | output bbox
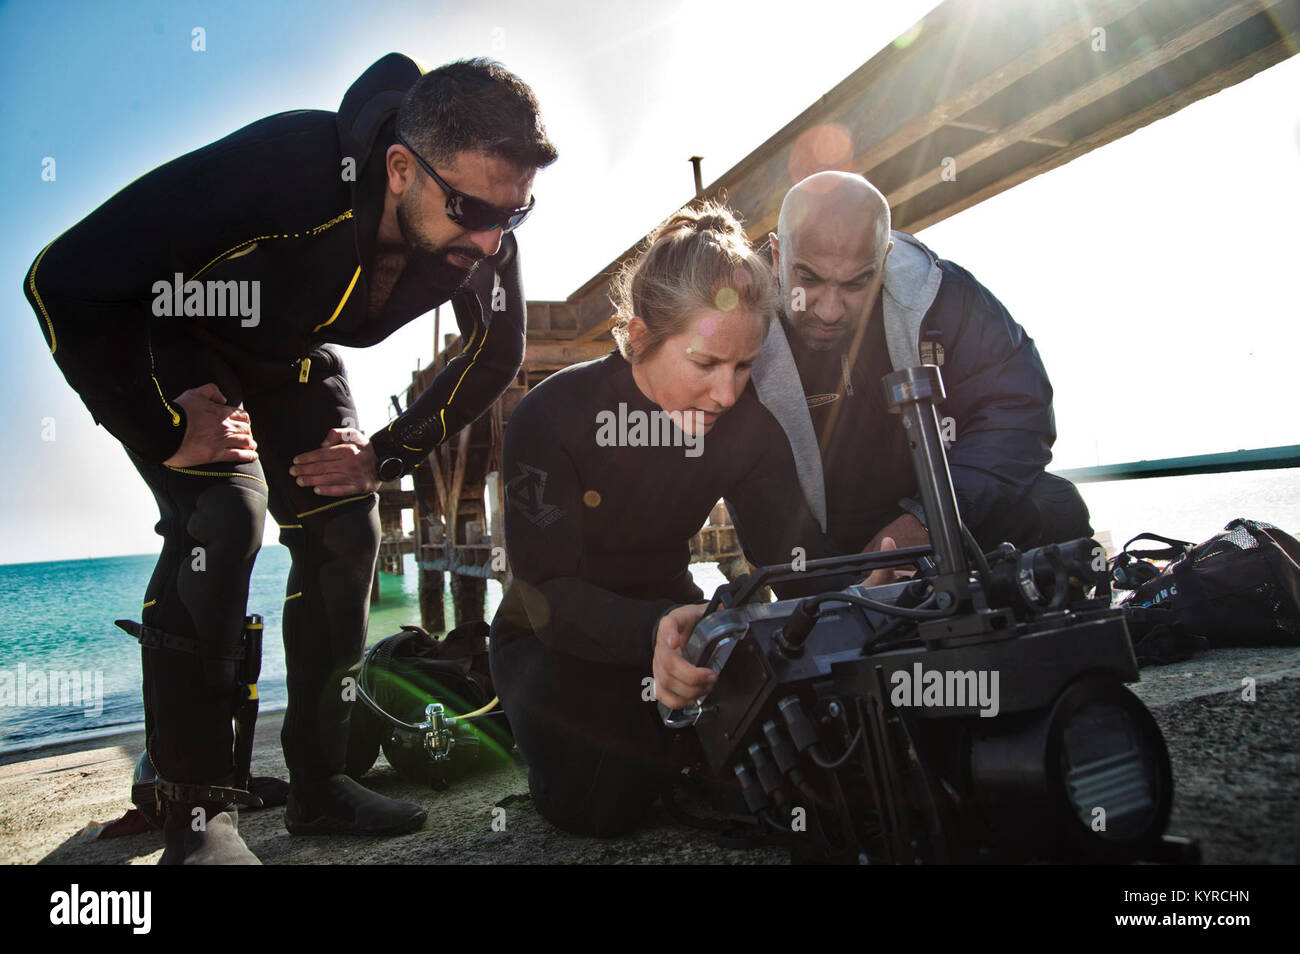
[285,773,427,835]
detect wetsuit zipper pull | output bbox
[298,357,311,383]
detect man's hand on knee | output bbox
[164,383,258,467]
[290,427,380,496]
[652,603,715,711]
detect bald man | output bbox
[749,171,1091,558]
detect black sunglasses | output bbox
[395,132,535,233]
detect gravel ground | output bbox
[1128,650,1300,865]
[2,647,1296,865]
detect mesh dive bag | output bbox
[1118,518,1300,663]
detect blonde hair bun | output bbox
[608,199,776,362]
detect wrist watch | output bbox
[376,456,405,482]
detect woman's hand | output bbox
[652,603,716,710]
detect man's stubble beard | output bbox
[800,322,847,352]
[396,187,483,287]
[779,273,845,353]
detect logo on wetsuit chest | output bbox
[506,463,563,529]
[806,393,840,409]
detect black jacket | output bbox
[754,231,1057,540]
[915,254,1056,529]
[22,53,526,472]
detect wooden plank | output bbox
[444,426,473,544]
[430,449,449,520]
[945,119,1069,148]
[376,489,416,510]
[904,21,1300,230]
[570,319,614,344]
[886,0,1277,209]
[741,0,1149,239]
[524,340,613,366]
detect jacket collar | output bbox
[881,230,943,370]
[752,314,829,532]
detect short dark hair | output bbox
[397,58,557,171]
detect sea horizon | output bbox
[0,546,510,755]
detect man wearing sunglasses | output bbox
[23,54,556,864]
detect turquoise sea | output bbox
[1,469,1295,755]
[0,548,510,755]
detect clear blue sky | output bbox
[3,0,1297,563]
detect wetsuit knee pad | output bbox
[321,501,380,615]
[319,496,380,555]
[174,481,267,687]
[279,497,378,663]
[284,497,379,578]
[185,480,267,560]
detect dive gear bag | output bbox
[346,621,512,784]
[1115,519,1300,664]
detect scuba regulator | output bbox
[346,622,513,785]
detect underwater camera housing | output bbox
[660,365,1197,865]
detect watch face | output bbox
[379,458,403,481]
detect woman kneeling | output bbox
[490,201,837,837]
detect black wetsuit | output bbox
[21,54,528,791]
[489,351,840,836]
